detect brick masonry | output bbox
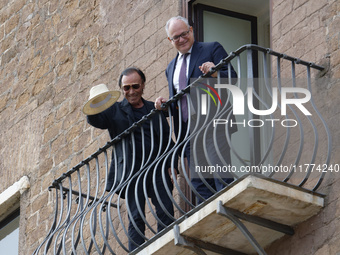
[0,0,179,254]
[267,0,340,254]
[0,0,339,254]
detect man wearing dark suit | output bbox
[155,16,237,203]
[88,67,177,251]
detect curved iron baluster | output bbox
[35,44,331,255]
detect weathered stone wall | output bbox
[0,0,180,254]
[267,0,340,254]
[1,0,339,254]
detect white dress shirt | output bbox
[173,49,192,93]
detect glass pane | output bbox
[0,215,19,255]
[203,10,252,171]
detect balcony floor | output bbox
[135,174,324,255]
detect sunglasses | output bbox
[122,84,141,91]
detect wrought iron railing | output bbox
[33,45,331,254]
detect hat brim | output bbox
[82,90,121,115]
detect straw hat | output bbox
[83,84,121,115]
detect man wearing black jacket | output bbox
[87,67,177,251]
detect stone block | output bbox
[137,175,324,255]
[4,13,19,35]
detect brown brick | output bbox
[56,15,69,36]
[43,121,62,144]
[48,0,58,14]
[51,133,67,153]
[62,0,78,15]
[125,15,144,42]
[306,0,328,17]
[43,112,56,132]
[15,90,30,109]
[0,24,4,41]
[157,5,176,30]
[328,16,340,37]
[66,120,84,143]
[0,5,10,25]
[38,156,54,176]
[22,2,35,22]
[4,13,19,35]
[73,129,91,153]
[8,0,25,14]
[281,5,307,36]
[1,31,15,52]
[37,80,55,106]
[75,59,92,76]
[125,43,145,67]
[55,101,70,121]
[63,109,81,131]
[272,1,293,26]
[53,85,72,108]
[83,137,101,157]
[54,143,73,166]
[158,35,172,57]
[0,93,9,111]
[69,8,86,28]
[25,212,38,234]
[78,10,99,33]
[145,32,158,54]
[2,0,338,254]
[32,74,53,100]
[56,57,73,77]
[293,0,309,9]
[31,193,49,214]
[135,18,157,48]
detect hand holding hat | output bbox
[83,84,120,115]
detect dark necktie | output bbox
[179,53,189,122]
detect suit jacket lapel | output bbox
[168,54,178,97]
[121,99,161,136]
[120,98,135,125]
[188,41,202,83]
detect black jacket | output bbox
[87,98,177,193]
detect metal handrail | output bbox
[33,45,331,255]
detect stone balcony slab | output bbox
[136,174,324,255]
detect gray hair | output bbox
[165,16,190,37]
